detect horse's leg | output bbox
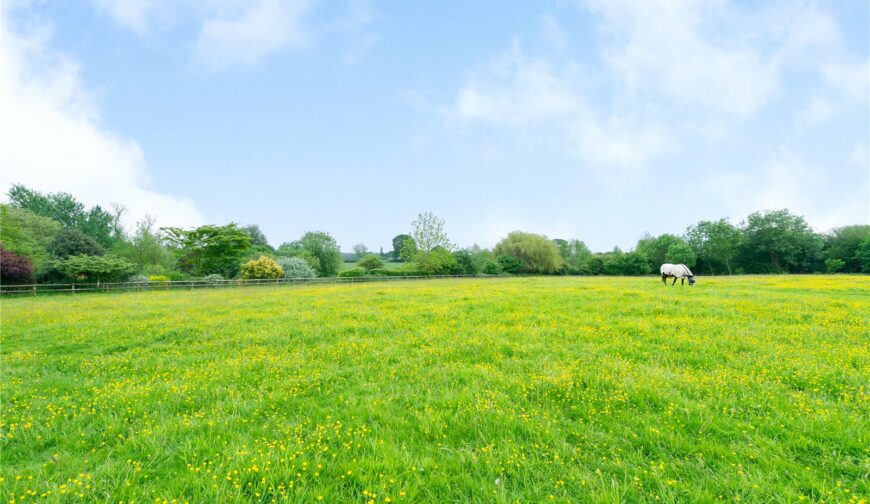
[681,278,685,285]
[661,274,667,284]
[672,277,677,285]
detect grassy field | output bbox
[1,276,868,503]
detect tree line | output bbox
[1,184,868,285]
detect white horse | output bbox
[660,263,695,286]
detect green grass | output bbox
[2,276,868,502]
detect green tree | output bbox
[7,184,118,247]
[417,246,459,275]
[357,254,384,271]
[635,233,683,271]
[493,231,563,273]
[496,254,523,274]
[554,238,592,272]
[279,231,342,277]
[352,243,369,259]
[823,225,870,273]
[411,212,451,253]
[739,210,823,273]
[399,237,418,262]
[855,237,870,273]
[163,223,252,278]
[665,241,696,267]
[685,219,741,275]
[50,228,105,258]
[0,205,61,269]
[602,249,650,276]
[391,234,411,259]
[112,216,175,272]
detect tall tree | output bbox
[739,210,823,273]
[635,233,683,270]
[7,184,118,247]
[391,234,411,259]
[412,212,451,253]
[823,225,870,273]
[162,223,252,277]
[685,219,741,275]
[352,243,369,259]
[494,231,563,274]
[113,216,175,271]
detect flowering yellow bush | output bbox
[240,255,283,279]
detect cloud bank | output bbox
[0,6,204,230]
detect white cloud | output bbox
[0,7,204,229]
[450,44,670,174]
[88,0,375,71]
[584,0,780,118]
[708,150,869,232]
[90,0,163,34]
[194,0,311,70]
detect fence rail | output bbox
[0,275,490,296]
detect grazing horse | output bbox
[660,263,696,286]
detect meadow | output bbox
[1,276,868,503]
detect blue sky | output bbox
[1,0,868,252]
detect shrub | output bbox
[496,254,523,274]
[202,273,225,284]
[357,254,385,271]
[128,275,149,284]
[167,271,187,281]
[276,257,316,279]
[825,258,845,273]
[339,268,366,278]
[241,256,283,280]
[417,247,460,275]
[148,275,170,282]
[0,247,33,284]
[59,255,136,284]
[481,260,501,275]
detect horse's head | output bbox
[688,276,696,286]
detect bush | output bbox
[496,254,523,274]
[339,268,366,278]
[148,275,170,282]
[0,247,33,284]
[276,257,316,279]
[825,258,845,273]
[202,273,225,284]
[367,268,420,277]
[58,255,136,284]
[481,260,501,275]
[127,275,149,284]
[417,247,460,275]
[167,271,187,281]
[357,254,385,271]
[241,256,283,280]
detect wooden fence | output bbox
[0,275,489,296]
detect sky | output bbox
[1,0,868,253]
